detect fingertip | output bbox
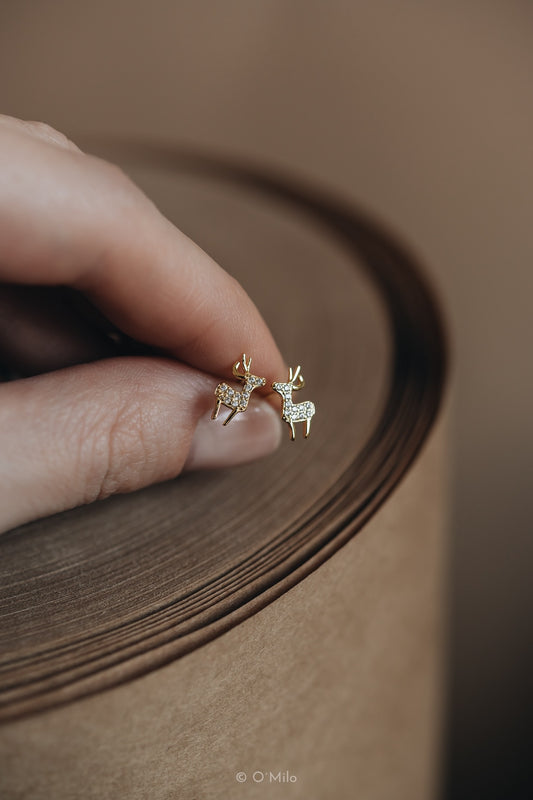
[184,398,282,471]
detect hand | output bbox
[0,115,285,533]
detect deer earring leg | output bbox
[289,421,296,441]
[223,407,239,426]
[211,399,222,420]
[305,418,311,438]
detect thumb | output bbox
[0,357,281,533]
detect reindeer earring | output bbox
[212,354,266,425]
[272,366,316,440]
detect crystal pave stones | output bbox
[212,355,266,426]
[283,399,315,423]
[272,366,316,440]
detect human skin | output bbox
[0,115,285,533]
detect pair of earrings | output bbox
[212,353,316,440]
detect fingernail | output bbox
[184,399,282,471]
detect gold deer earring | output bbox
[212,354,266,426]
[272,365,316,440]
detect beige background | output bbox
[0,1,532,797]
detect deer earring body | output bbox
[272,365,316,440]
[212,354,266,425]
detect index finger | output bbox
[0,122,286,382]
